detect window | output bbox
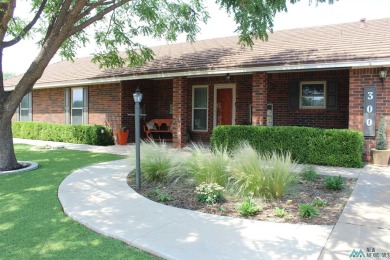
[192,86,208,131]
[300,81,326,109]
[14,92,32,121]
[65,87,88,125]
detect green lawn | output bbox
[0,144,156,259]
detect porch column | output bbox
[172,77,187,148]
[349,67,390,162]
[252,72,268,125]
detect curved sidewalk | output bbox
[16,139,390,259]
[58,159,332,259]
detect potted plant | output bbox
[371,116,390,166]
[117,127,129,145]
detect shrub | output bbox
[299,203,320,218]
[301,165,319,181]
[135,140,177,183]
[324,175,345,190]
[376,116,388,150]
[210,125,364,168]
[12,122,114,145]
[274,207,287,218]
[184,143,230,187]
[239,196,261,216]
[195,182,224,204]
[229,143,298,198]
[157,193,174,202]
[313,199,327,207]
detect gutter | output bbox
[4,59,390,91]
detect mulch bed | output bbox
[128,175,356,225]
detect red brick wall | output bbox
[252,73,268,126]
[268,70,349,129]
[89,83,122,133]
[172,77,187,147]
[32,88,65,123]
[349,67,390,161]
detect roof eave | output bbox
[4,59,390,91]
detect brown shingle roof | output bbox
[5,17,390,88]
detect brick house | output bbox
[5,18,390,162]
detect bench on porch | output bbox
[143,119,174,141]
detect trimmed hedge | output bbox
[210,126,364,168]
[12,122,114,146]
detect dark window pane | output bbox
[194,88,207,108]
[302,84,324,95]
[21,94,30,109]
[193,109,207,130]
[302,97,324,107]
[72,109,83,125]
[20,109,29,121]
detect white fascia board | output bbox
[5,59,390,91]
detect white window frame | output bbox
[71,88,84,125]
[65,87,88,125]
[192,85,208,132]
[15,92,32,121]
[299,81,327,109]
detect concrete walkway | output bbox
[15,139,390,259]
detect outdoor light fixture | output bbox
[133,87,143,190]
[379,68,387,88]
[225,73,230,81]
[133,87,143,103]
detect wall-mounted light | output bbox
[379,68,387,88]
[225,73,230,81]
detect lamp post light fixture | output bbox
[133,87,143,190]
[379,68,387,88]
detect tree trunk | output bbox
[0,116,20,171]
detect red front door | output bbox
[216,88,233,125]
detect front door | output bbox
[214,84,235,127]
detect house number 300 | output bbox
[363,87,376,136]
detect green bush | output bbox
[274,207,288,218]
[229,143,298,198]
[376,116,388,150]
[12,122,114,145]
[299,203,320,218]
[312,199,327,207]
[301,165,319,181]
[195,182,224,204]
[239,196,261,216]
[210,126,364,168]
[324,175,345,190]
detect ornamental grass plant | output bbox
[184,143,230,187]
[130,139,183,183]
[229,143,298,199]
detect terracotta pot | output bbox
[371,149,390,166]
[117,130,129,145]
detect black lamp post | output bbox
[133,87,143,189]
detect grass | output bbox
[0,144,155,259]
[184,143,230,187]
[229,143,298,198]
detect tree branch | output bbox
[3,0,47,48]
[69,0,130,37]
[0,0,16,44]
